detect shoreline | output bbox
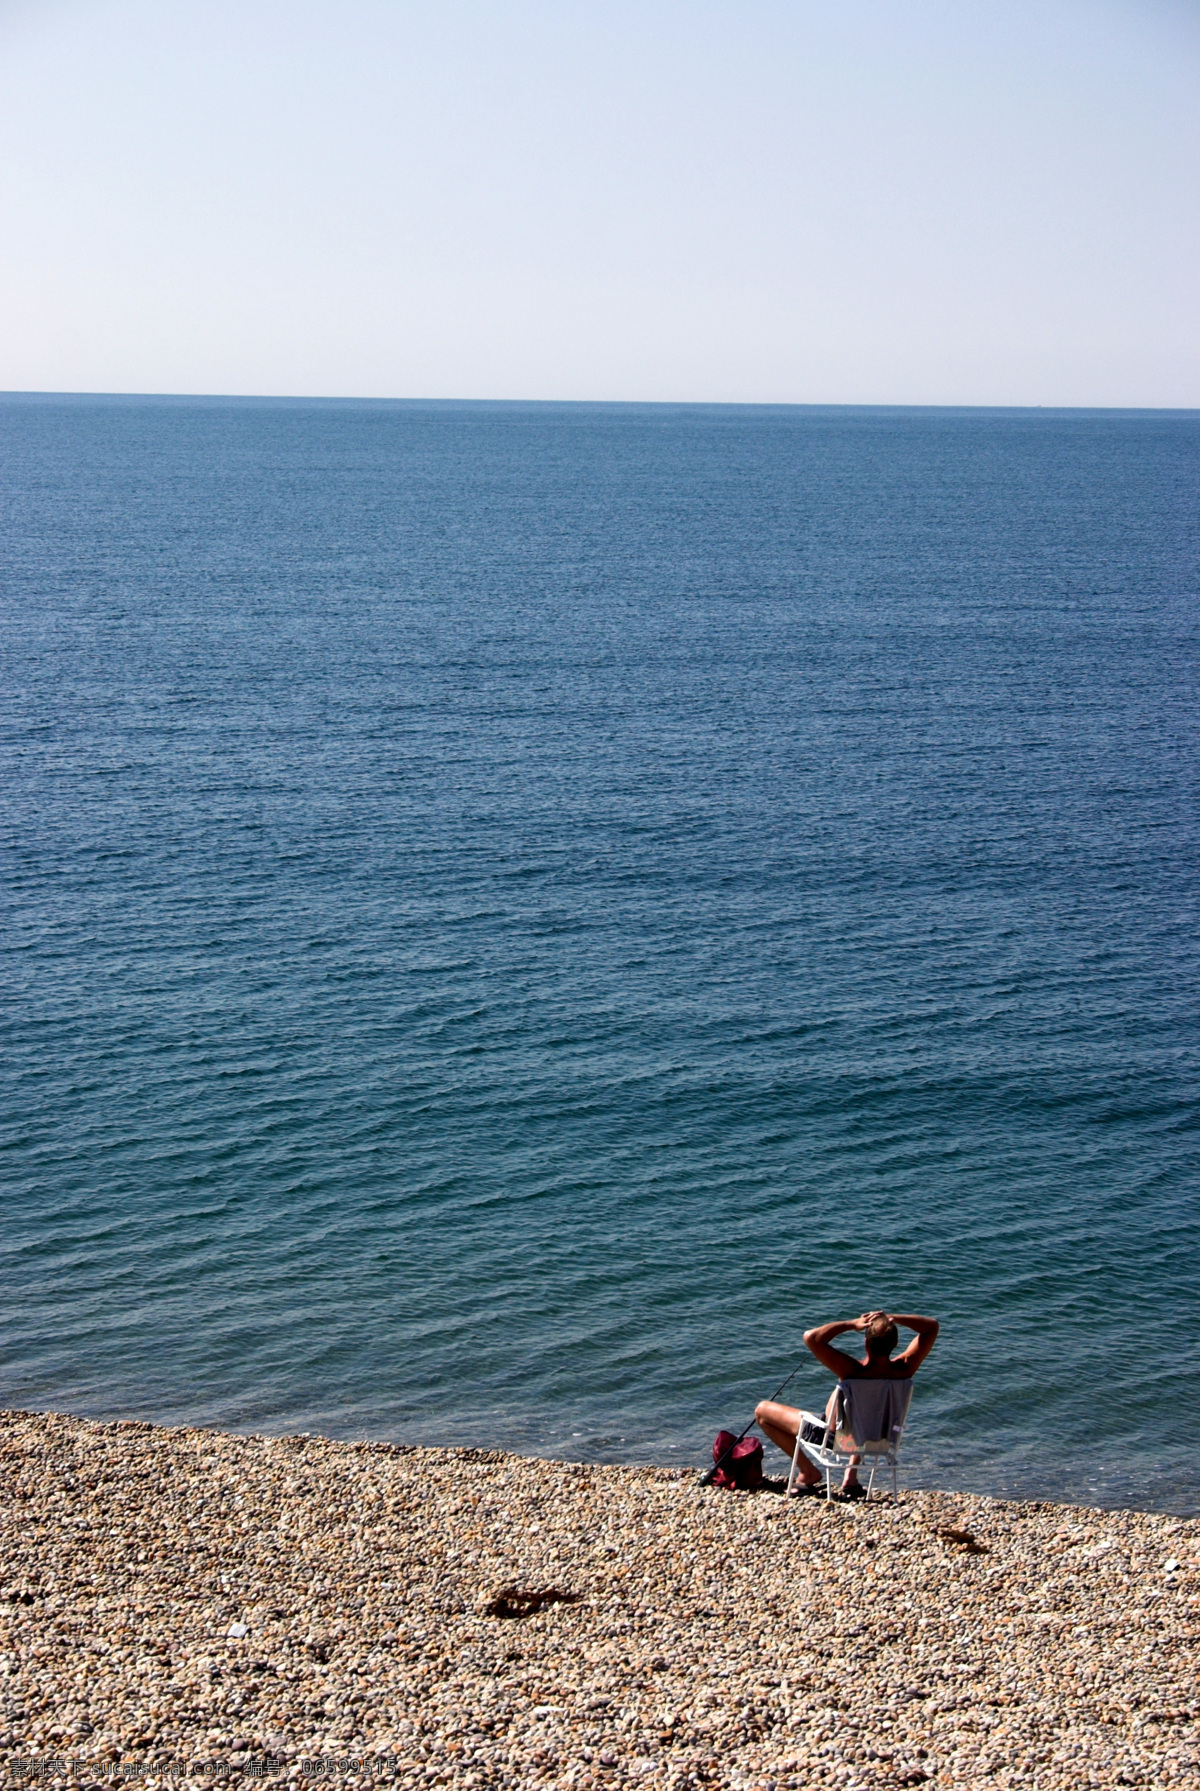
[2,1408,1197,1789]
[7,1403,1189,1521]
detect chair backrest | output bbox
[834,1377,914,1455]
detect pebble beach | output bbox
[2,1409,1197,1790]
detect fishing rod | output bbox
[698,1353,808,1486]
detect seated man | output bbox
[755,1310,939,1499]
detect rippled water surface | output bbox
[3,395,1198,1510]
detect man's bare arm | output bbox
[893,1314,939,1371]
[803,1316,869,1377]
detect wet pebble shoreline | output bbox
[2,1410,1197,1789]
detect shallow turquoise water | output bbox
[3,396,1198,1510]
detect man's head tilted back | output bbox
[865,1314,899,1359]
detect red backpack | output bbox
[710,1429,764,1490]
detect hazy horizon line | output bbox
[4,390,1199,417]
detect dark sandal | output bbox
[834,1483,867,1501]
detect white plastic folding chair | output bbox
[786,1378,913,1502]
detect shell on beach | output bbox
[1,1409,1197,1789]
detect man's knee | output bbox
[754,1400,772,1426]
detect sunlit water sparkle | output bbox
[3,395,1198,1511]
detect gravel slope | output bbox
[1,1410,1197,1788]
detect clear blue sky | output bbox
[2,0,1197,404]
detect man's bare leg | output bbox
[753,1400,821,1487]
[758,1398,864,1492]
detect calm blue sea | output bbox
[3,395,1199,1512]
